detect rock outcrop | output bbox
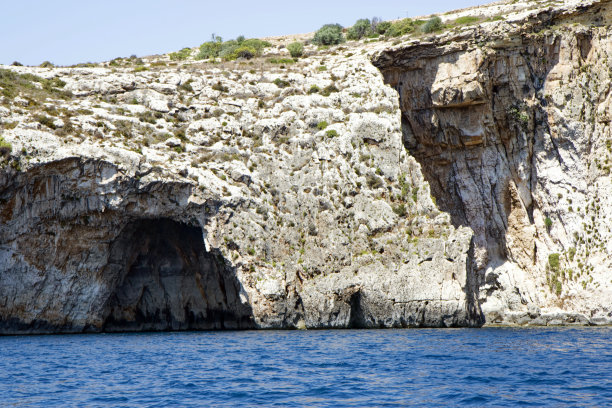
[0,0,610,334]
[374,0,612,325]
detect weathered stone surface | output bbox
[374,0,612,326]
[0,0,610,334]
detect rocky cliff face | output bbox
[0,0,610,334]
[374,0,612,325]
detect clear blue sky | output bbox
[1,0,491,66]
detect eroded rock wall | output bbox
[3,0,609,334]
[374,0,612,325]
[0,40,482,333]
[0,158,255,333]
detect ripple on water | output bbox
[0,327,611,407]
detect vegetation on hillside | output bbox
[337,12,500,42]
[196,35,271,61]
[287,42,304,58]
[160,9,504,64]
[312,24,345,45]
[0,68,71,102]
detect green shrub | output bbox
[273,78,290,88]
[326,129,338,137]
[35,114,56,129]
[376,21,392,35]
[287,42,304,58]
[39,61,54,68]
[178,79,194,92]
[217,40,239,60]
[317,121,328,130]
[548,253,560,272]
[268,58,295,64]
[508,107,530,126]
[386,18,421,37]
[320,84,339,96]
[212,81,229,93]
[233,46,257,60]
[422,16,444,33]
[1,121,17,130]
[308,85,320,94]
[312,24,344,45]
[346,19,372,40]
[545,217,553,228]
[169,48,192,61]
[393,203,407,217]
[366,173,383,189]
[241,38,271,53]
[219,38,270,60]
[197,35,223,59]
[0,136,11,156]
[197,36,270,61]
[41,77,66,92]
[137,111,158,124]
[412,187,419,202]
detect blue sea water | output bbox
[0,327,611,407]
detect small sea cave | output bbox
[101,218,254,332]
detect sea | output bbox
[1,327,610,407]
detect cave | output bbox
[101,218,254,332]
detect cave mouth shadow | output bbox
[101,218,254,332]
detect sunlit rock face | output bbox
[374,0,612,325]
[1,0,611,334]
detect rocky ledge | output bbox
[0,0,610,334]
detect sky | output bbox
[1,0,492,66]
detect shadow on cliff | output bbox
[373,28,568,278]
[97,218,255,332]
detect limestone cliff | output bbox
[373,0,612,325]
[0,0,610,334]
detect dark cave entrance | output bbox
[102,218,253,332]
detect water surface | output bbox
[1,327,610,407]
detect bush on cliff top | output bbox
[383,18,425,37]
[422,16,444,33]
[346,19,372,40]
[312,24,344,45]
[196,35,271,61]
[375,21,392,35]
[287,42,304,58]
[169,48,192,61]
